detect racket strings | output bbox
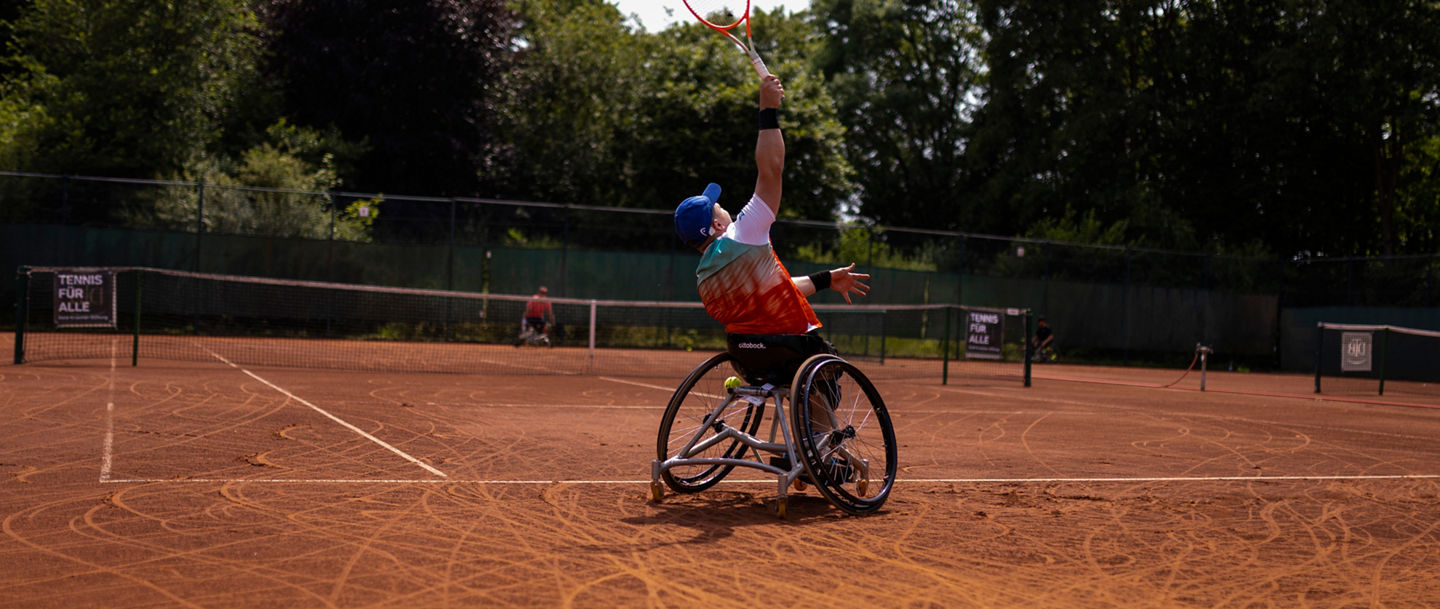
[684,0,748,29]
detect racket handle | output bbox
[748,49,771,78]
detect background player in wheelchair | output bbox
[515,285,555,347]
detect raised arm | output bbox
[753,74,785,216]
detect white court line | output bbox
[599,377,677,393]
[205,349,447,478]
[600,376,728,401]
[98,473,1440,485]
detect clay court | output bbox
[2,335,1438,608]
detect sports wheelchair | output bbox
[649,336,898,517]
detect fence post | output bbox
[326,192,336,279]
[1123,247,1131,366]
[866,226,874,269]
[447,198,457,291]
[195,180,204,273]
[561,205,571,297]
[447,199,459,341]
[60,176,70,222]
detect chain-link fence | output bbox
[4,171,1438,371]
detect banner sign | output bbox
[53,270,117,328]
[1340,331,1372,372]
[964,309,1003,360]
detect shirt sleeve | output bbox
[724,194,774,246]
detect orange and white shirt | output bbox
[695,195,820,335]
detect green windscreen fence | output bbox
[3,223,1372,370]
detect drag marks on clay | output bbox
[4,365,1440,607]
[912,381,1440,483]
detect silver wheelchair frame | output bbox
[650,352,894,517]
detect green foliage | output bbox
[503,227,563,248]
[969,0,1440,257]
[989,206,1132,280]
[496,0,852,228]
[0,0,260,186]
[2,0,1439,263]
[259,0,515,198]
[810,0,986,227]
[792,226,939,271]
[0,94,50,219]
[1023,206,1130,246]
[142,120,375,241]
[1395,134,1440,252]
[495,0,651,205]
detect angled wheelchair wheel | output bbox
[789,355,898,515]
[656,352,766,493]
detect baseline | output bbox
[96,473,1440,485]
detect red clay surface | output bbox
[3,334,1439,608]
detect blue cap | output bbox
[674,183,722,249]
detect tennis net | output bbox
[14,266,1032,382]
[1313,322,1440,396]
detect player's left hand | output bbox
[831,263,871,304]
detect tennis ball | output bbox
[724,376,742,391]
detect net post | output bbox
[1377,327,1389,396]
[879,311,887,365]
[941,305,951,385]
[132,269,142,367]
[1314,322,1323,393]
[1197,344,1213,391]
[587,299,597,361]
[1023,309,1033,387]
[14,266,29,364]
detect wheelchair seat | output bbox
[726,332,834,387]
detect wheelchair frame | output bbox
[650,352,896,517]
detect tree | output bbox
[260,0,516,199]
[494,1,851,229]
[811,0,987,229]
[491,0,652,206]
[636,7,852,222]
[148,120,376,241]
[0,0,261,222]
[968,0,1440,257]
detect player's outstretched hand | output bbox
[832,263,870,304]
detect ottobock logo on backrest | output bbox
[738,342,766,349]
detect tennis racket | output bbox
[682,0,770,77]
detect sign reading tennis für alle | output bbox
[53,271,117,328]
[964,309,1003,360]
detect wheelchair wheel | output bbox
[656,352,766,493]
[789,355,897,515]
